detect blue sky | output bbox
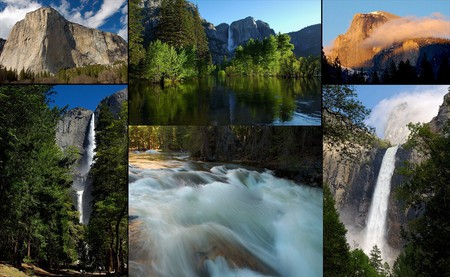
[355,85,448,138]
[49,85,127,111]
[194,0,320,34]
[323,0,450,46]
[0,0,127,40]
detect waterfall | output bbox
[363,145,398,259]
[73,113,96,224]
[227,24,234,52]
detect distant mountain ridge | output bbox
[140,0,320,64]
[0,7,127,74]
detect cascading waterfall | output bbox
[363,145,398,259]
[129,157,323,277]
[73,113,96,224]
[227,24,234,52]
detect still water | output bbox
[130,77,321,125]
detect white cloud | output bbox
[0,0,127,39]
[0,1,42,38]
[366,85,448,143]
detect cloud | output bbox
[54,0,127,39]
[362,13,450,50]
[0,1,42,38]
[366,86,448,144]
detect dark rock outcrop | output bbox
[0,7,127,74]
[94,88,128,120]
[0,38,5,56]
[288,24,321,57]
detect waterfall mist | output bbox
[129,157,323,277]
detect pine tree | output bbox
[369,245,383,274]
[129,0,145,67]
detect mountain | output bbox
[204,16,275,63]
[287,24,321,57]
[0,7,127,74]
[326,11,450,75]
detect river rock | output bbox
[0,7,127,74]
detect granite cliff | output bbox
[324,90,450,259]
[0,7,127,74]
[327,11,450,74]
[287,24,321,57]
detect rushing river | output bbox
[129,77,321,126]
[129,152,323,277]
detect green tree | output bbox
[129,0,145,67]
[0,86,79,268]
[394,120,450,276]
[323,185,351,277]
[369,245,383,274]
[322,85,374,159]
[87,101,128,273]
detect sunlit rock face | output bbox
[327,11,450,73]
[0,7,127,74]
[327,11,400,69]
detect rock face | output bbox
[429,90,450,133]
[94,88,128,120]
[327,11,450,74]
[56,107,93,155]
[0,7,127,74]
[372,38,450,75]
[204,17,275,64]
[0,38,5,56]
[327,11,400,69]
[288,24,321,57]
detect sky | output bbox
[355,85,449,139]
[323,0,450,47]
[49,85,127,111]
[0,0,127,40]
[194,0,320,34]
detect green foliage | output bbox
[129,0,145,67]
[394,121,450,276]
[349,248,382,277]
[369,245,383,274]
[225,34,320,78]
[0,86,79,268]
[323,185,351,276]
[87,102,128,273]
[322,85,374,160]
[144,40,189,83]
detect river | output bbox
[129,152,323,277]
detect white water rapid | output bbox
[129,155,323,277]
[227,24,234,52]
[363,145,398,260]
[73,113,96,224]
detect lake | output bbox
[129,77,321,125]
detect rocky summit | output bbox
[0,7,127,74]
[327,11,450,73]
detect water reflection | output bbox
[130,77,321,125]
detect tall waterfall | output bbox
[363,145,398,259]
[227,24,234,52]
[73,113,96,224]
